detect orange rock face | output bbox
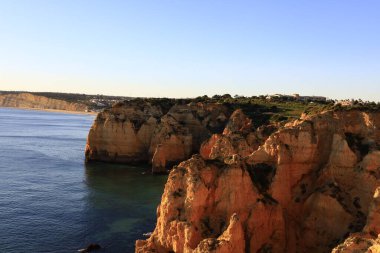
[136,110,380,253]
[85,101,229,172]
[85,101,163,163]
[200,109,276,161]
[332,187,380,253]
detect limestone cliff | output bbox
[200,109,277,161]
[0,93,87,112]
[85,101,230,172]
[85,101,163,163]
[136,109,380,253]
[332,187,380,253]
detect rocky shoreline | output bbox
[135,109,380,253]
[85,99,380,252]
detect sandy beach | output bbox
[0,106,98,116]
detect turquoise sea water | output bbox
[0,108,167,253]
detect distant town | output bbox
[265,93,327,102]
[265,93,373,107]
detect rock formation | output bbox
[136,109,380,253]
[332,187,380,253]
[85,101,230,172]
[200,109,277,161]
[86,101,163,164]
[0,93,87,112]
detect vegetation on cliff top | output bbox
[2,91,379,124]
[112,94,380,128]
[112,96,318,128]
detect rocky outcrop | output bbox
[149,103,229,172]
[150,114,193,172]
[136,110,380,253]
[85,101,230,172]
[85,101,163,163]
[0,93,87,112]
[135,155,253,253]
[331,187,380,253]
[200,109,276,161]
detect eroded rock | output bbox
[85,101,230,172]
[136,110,380,252]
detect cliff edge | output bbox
[85,100,230,172]
[136,109,380,253]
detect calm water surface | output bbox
[0,108,167,253]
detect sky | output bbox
[0,1,379,101]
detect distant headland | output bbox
[0,90,131,114]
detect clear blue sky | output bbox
[0,0,379,101]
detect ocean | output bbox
[0,108,166,253]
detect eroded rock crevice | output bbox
[345,132,371,161]
[247,163,276,193]
[136,110,380,253]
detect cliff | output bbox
[0,93,88,112]
[136,109,380,253]
[85,96,335,172]
[85,100,230,172]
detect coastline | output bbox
[0,106,98,116]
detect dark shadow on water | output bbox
[82,162,167,252]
